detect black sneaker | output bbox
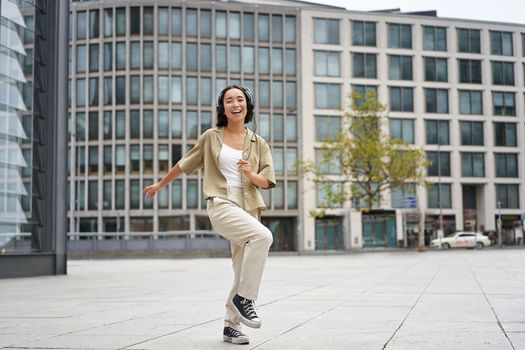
[232,294,261,328]
[223,327,249,344]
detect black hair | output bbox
[216,85,255,127]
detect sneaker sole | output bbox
[223,335,250,344]
[231,305,261,329]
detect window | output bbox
[143,111,153,138]
[158,42,169,69]
[103,146,111,174]
[316,182,343,208]
[286,48,296,76]
[286,81,296,109]
[491,31,513,55]
[494,122,517,147]
[314,18,339,44]
[272,14,282,42]
[103,112,112,140]
[88,78,98,106]
[115,111,125,139]
[496,184,519,208]
[76,45,86,73]
[130,145,140,173]
[425,120,449,145]
[460,121,484,145]
[144,7,154,35]
[89,10,99,38]
[130,75,140,104]
[104,9,113,37]
[185,9,197,37]
[76,79,86,107]
[316,150,341,175]
[390,118,414,144]
[89,44,99,72]
[116,42,125,70]
[158,7,168,36]
[315,116,341,141]
[130,111,140,138]
[171,8,182,36]
[103,181,111,209]
[143,42,154,69]
[495,153,518,177]
[130,42,140,69]
[230,12,242,40]
[353,53,376,78]
[271,48,282,75]
[352,85,377,106]
[171,42,182,70]
[459,59,482,84]
[273,147,284,175]
[143,76,153,105]
[115,77,126,105]
[423,26,447,51]
[115,145,125,174]
[116,7,126,36]
[427,151,450,176]
[77,11,86,39]
[492,61,514,85]
[493,92,515,116]
[272,81,283,108]
[523,33,525,56]
[88,112,98,140]
[315,51,340,77]
[459,90,483,115]
[462,153,484,177]
[388,23,411,48]
[457,28,480,53]
[427,183,452,208]
[130,7,140,35]
[114,180,125,209]
[315,84,340,109]
[352,21,376,46]
[243,13,254,41]
[425,89,449,113]
[273,114,284,141]
[391,183,416,208]
[103,43,112,71]
[388,55,412,80]
[285,16,296,43]
[424,57,447,82]
[389,87,413,112]
[258,14,269,41]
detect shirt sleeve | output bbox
[177,132,206,175]
[258,140,276,189]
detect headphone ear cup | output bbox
[243,87,255,109]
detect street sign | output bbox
[403,196,417,209]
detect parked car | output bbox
[431,231,491,249]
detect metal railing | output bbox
[67,231,231,253]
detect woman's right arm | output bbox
[143,163,183,199]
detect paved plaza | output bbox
[1,249,525,349]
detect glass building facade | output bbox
[1,0,69,277]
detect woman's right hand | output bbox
[143,183,162,199]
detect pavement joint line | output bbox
[250,258,425,349]
[470,259,517,350]
[118,317,224,350]
[381,261,443,350]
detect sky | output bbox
[309,0,525,25]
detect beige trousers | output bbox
[207,186,273,330]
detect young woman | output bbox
[143,85,275,345]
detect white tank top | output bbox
[218,143,243,188]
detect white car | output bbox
[431,231,491,249]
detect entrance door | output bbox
[261,217,296,251]
[462,185,477,231]
[315,217,344,250]
[363,213,397,248]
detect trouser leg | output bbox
[224,242,243,330]
[207,196,273,301]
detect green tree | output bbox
[301,91,428,216]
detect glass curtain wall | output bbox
[0,1,37,253]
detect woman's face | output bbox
[223,88,247,124]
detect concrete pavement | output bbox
[1,249,525,349]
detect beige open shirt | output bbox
[177,127,276,212]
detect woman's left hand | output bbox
[237,159,254,176]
